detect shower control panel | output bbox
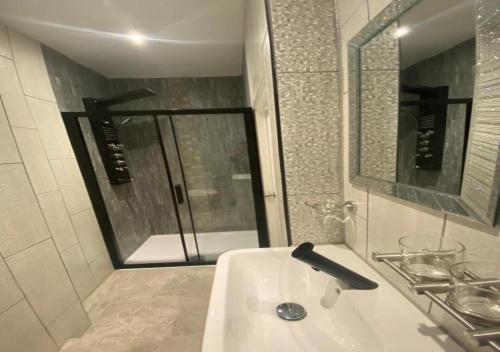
[89,118,134,185]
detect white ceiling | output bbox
[0,0,246,78]
[399,0,475,68]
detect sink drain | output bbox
[276,302,307,321]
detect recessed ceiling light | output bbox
[127,31,145,45]
[393,26,410,38]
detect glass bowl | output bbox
[447,261,500,326]
[399,235,465,281]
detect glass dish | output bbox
[447,261,500,326]
[399,235,465,281]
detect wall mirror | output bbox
[348,0,499,225]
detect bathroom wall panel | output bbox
[0,26,111,348]
[107,76,244,110]
[42,46,111,112]
[269,0,344,244]
[271,0,338,72]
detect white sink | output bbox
[202,245,464,352]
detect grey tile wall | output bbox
[0,26,112,351]
[460,0,500,223]
[43,45,253,260]
[398,39,475,194]
[269,0,344,244]
[42,46,111,112]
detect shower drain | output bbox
[276,302,307,321]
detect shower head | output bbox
[116,117,132,130]
[94,88,156,106]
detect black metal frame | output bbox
[62,107,269,269]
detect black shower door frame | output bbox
[62,107,269,269]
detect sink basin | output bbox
[202,245,464,352]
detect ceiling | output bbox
[399,0,475,68]
[0,0,245,78]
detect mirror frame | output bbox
[348,0,499,225]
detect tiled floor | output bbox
[61,266,215,352]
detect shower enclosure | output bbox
[62,92,268,267]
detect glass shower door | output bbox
[78,115,193,265]
[157,113,263,261]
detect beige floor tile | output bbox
[62,266,215,352]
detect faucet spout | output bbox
[292,242,378,290]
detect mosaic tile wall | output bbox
[460,0,500,224]
[269,0,344,244]
[359,23,399,182]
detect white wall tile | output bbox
[26,96,74,159]
[0,96,21,163]
[0,25,12,59]
[344,214,367,259]
[61,244,96,301]
[336,0,366,26]
[367,192,445,310]
[7,29,56,102]
[47,301,90,348]
[6,239,78,325]
[89,252,113,285]
[37,190,79,252]
[50,158,91,214]
[0,300,58,352]
[0,256,23,314]
[0,164,50,257]
[345,185,368,219]
[443,214,500,261]
[71,209,106,264]
[367,0,392,19]
[0,56,35,128]
[12,127,58,194]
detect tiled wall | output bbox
[359,23,399,182]
[399,39,475,194]
[0,26,113,351]
[337,1,500,351]
[43,45,252,260]
[268,0,344,244]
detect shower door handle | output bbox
[174,184,185,205]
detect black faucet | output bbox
[292,242,378,290]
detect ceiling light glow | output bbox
[393,26,410,38]
[127,31,145,45]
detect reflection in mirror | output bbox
[359,0,476,195]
